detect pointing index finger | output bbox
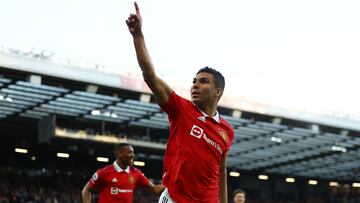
[134,2,141,17]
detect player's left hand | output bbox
[126,2,142,36]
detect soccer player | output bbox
[126,2,234,203]
[81,143,165,203]
[233,189,246,203]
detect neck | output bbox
[116,160,127,170]
[198,104,217,117]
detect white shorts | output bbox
[158,188,176,203]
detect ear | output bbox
[215,88,223,97]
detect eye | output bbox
[200,78,209,83]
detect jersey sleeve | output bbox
[88,169,105,189]
[135,169,150,188]
[222,124,235,158]
[159,91,184,119]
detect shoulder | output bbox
[130,166,144,174]
[97,164,115,175]
[90,164,114,183]
[171,91,191,104]
[131,167,149,180]
[220,117,235,139]
[220,117,234,131]
[161,90,193,114]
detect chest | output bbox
[173,110,230,155]
[103,172,137,189]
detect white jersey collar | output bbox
[113,161,130,173]
[198,109,220,123]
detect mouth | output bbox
[191,91,200,98]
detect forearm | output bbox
[153,184,166,195]
[132,33,172,105]
[145,183,166,196]
[218,168,228,203]
[81,189,92,203]
[133,33,156,82]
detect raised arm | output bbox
[126,2,172,105]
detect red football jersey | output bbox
[88,162,150,203]
[160,91,234,203]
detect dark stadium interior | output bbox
[1,67,360,202]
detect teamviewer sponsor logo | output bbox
[111,187,132,194]
[203,134,223,155]
[190,125,204,139]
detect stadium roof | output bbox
[0,66,359,182]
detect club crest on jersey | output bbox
[128,176,135,184]
[219,130,228,142]
[190,125,204,139]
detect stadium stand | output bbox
[0,55,359,202]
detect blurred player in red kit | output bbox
[82,143,165,203]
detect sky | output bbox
[1,0,360,119]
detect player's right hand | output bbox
[126,2,142,36]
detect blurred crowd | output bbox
[0,170,359,203]
[0,170,160,203]
[0,173,81,203]
[327,184,360,203]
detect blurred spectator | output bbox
[233,188,246,203]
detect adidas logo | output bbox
[112,177,118,182]
[197,116,206,122]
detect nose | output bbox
[192,81,199,89]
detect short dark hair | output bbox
[233,189,246,197]
[197,66,225,91]
[113,143,131,156]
